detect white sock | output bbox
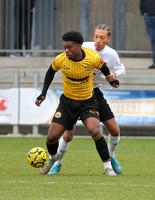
[103,161,113,170]
[108,133,120,157]
[54,136,70,165]
[49,154,57,161]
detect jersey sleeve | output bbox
[111,51,126,77]
[51,56,60,71]
[94,55,105,70]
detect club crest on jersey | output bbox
[85,66,91,71]
[55,112,62,118]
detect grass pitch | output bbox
[0,136,155,200]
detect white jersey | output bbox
[82,42,126,88]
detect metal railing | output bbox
[0,0,152,57]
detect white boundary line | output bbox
[3,180,155,188]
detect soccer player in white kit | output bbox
[48,24,126,175]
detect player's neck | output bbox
[72,49,85,61]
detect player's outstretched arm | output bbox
[35,95,46,107]
[109,79,119,88]
[105,72,116,82]
[35,65,56,107]
[100,63,119,88]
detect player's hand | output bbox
[105,72,116,82]
[109,79,119,88]
[35,95,46,107]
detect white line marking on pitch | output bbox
[4,180,154,188]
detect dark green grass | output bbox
[0,136,155,200]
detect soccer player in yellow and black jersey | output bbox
[52,47,104,100]
[35,31,119,176]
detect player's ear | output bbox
[107,37,111,43]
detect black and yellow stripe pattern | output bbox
[52,47,104,100]
[93,133,103,141]
[93,133,111,163]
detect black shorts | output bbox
[52,94,100,130]
[94,87,114,122]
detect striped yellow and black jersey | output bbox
[52,47,104,100]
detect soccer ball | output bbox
[27,147,48,168]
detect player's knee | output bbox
[47,128,58,143]
[63,130,74,142]
[63,133,73,142]
[110,126,120,136]
[47,135,57,143]
[88,127,100,138]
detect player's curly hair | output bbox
[95,24,111,37]
[62,31,84,44]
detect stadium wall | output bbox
[0,57,155,137]
[0,0,152,54]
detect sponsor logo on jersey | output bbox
[63,67,70,70]
[85,66,91,71]
[119,59,123,64]
[52,60,55,66]
[100,57,104,64]
[55,111,62,118]
[66,79,89,85]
